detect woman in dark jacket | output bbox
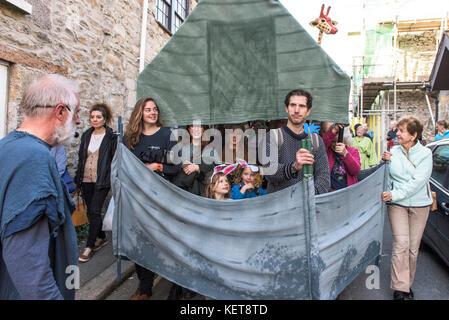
[170,124,216,299]
[75,103,117,262]
[123,97,181,300]
[173,124,216,196]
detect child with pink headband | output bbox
[230,159,267,200]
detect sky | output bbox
[279,0,449,74]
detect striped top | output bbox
[263,125,330,195]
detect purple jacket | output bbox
[322,130,361,187]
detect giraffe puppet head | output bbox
[309,4,338,35]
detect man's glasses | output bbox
[58,104,80,121]
[36,104,80,121]
[37,104,71,111]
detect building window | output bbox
[155,0,189,34]
[173,0,188,32]
[156,0,170,31]
[0,62,8,138]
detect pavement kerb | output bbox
[76,259,136,300]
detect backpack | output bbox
[271,127,320,154]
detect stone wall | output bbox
[0,0,197,173]
[368,30,446,148]
[439,91,449,122]
[379,30,449,144]
[396,31,438,82]
[382,89,449,144]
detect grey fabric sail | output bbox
[136,0,351,126]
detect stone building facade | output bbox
[362,27,449,145]
[381,89,449,144]
[0,0,197,172]
[391,30,449,143]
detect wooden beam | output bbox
[0,44,67,75]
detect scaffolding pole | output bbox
[362,110,406,113]
[358,82,363,117]
[425,93,436,129]
[393,15,398,121]
[393,80,397,121]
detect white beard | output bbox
[53,117,75,146]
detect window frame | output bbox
[155,0,189,35]
[2,0,32,14]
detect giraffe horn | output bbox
[326,6,331,16]
[320,4,325,16]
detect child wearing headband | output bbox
[231,160,267,200]
[205,171,231,200]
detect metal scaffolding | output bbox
[351,13,447,154]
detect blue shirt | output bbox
[435,131,449,141]
[1,209,63,300]
[0,131,78,300]
[231,184,267,199]
[50,146,67,176]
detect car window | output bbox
[431,145,449,190]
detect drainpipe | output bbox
[139,0,149,73]
[393,15,398,122]
[435,94,440,135]
[429,90,440,135]
[424,91,436,130]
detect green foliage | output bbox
[75,223,89,243]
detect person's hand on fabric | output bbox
[294,149,314,171]
[334,143,348,157]
[382,151,392,162]
[382,191,392,202]
[146,163,163,172]
[183,164,200,175]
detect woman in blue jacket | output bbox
[381,116,433,300]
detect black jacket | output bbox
[75,126,117,189]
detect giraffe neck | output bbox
[318,31,323,45]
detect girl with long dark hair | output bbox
[124,97,181,300]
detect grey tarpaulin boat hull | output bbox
[111,143,387,299]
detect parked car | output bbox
[422,138,449,267]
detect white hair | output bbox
[52,114,76,146]
[20,74,79,118]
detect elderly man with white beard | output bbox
[0,74,81,300]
